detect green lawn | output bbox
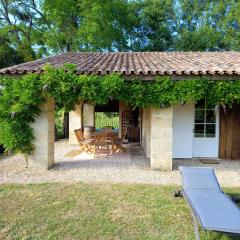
[0,184,239,240]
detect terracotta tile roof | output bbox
[1,51,240,76]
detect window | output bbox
[194,100,216,138]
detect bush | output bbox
[95,112,119,129]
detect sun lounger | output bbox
[179,166,240,240]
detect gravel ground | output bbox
[0,140,240,187]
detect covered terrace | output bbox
[1,52,240,172]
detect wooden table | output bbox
[106,132,126,153]
[91,131,126,154]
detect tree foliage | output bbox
[130,0,176,51]
[175,0,240,51]
[0,74,44,155]
[1,0,240,61]
[0,38,23,68]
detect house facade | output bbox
[1,52,240,170]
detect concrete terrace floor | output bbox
[0,139,240,187]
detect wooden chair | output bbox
[74,129,94,154]
[112,129,127,153]
[93,132,113,158]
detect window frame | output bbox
[194,100,216,138]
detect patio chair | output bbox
[179,166,240,240]
[74,129,94,154]
[93,132,113,158]
[112,129,127,153]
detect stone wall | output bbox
[141,107,151,158]
[30,97,55,169]
[69,102,95,145]
[150,107,173,170]
[142,106,173,171]
[69,103,83,145]
[84,103,95,127]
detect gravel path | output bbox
[0,140,240,187]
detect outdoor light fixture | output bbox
[11,112,16,119]
[0,85,3,95]
[220,102,227,114]
[42,84,48,91]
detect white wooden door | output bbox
[173,102,194,158]
[193,100,219,158]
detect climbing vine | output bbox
[1,63,240,156]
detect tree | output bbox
[0,36,23,68]
[0,0,48,61]
[175,0,240,51]
[219,0,240,50]
[42,0,133,52]
[127,0,176,51]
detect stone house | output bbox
[1,52,240,171]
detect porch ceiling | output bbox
[95,100,119,112]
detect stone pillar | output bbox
[84,103,95,126]
[141,107,151,158]
[150,106,173,171]
[69,103,83,145]
[30,97,55,169]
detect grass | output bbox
[0,184,239,240]
[95,112,119,129]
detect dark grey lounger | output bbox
[179,166,240,240]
